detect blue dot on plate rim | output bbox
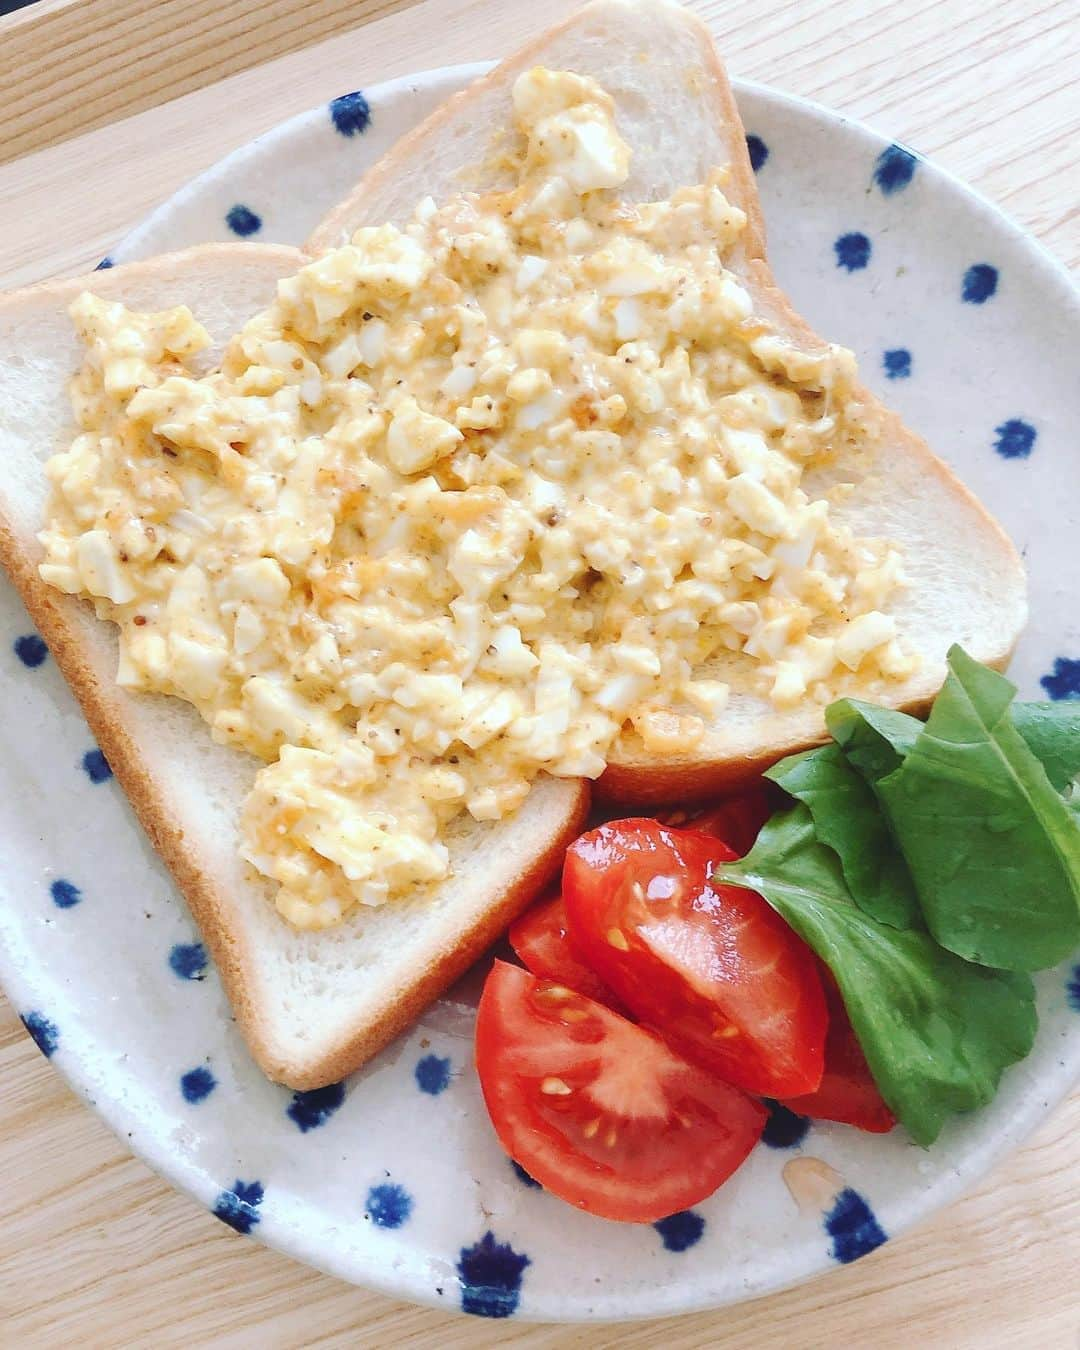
[180,1066,217,1103]
[825,1187,887,1264]
[226,205,262,237]
[745,134,768,172]
[95,256,114,270]
[834,232,871,272]
[1067,966,1080,1011]
[457,1232,530,1318]
[82,747,112,783]
[286,1081,345,1131]
[873,143,918,195]
[365,1181,413,1229]
[761,1099,811,1149]
[1041,658,1080,701]
[883,348,912,380]
[414,1052,451,1094]
[14,633,48,667]
[169,941,209,980]
[21,1011,59,1057]
[213,1179,264,1234]
[50,878,82,909]
[962,263,998,303]
[993,418,1036,460]
[330,90,372,137]
[653,1209,705,1252]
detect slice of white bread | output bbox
[309,0,1027,805]
[0,246,588,1087]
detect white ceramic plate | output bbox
[2,63,1078,1323]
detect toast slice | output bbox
[0,246,588,1087]
[308,0,1027,804]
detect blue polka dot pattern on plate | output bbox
[286,1081,345,1131]
[365,1181,413,1229]
[415,1052,451,1094]
[511,1160,541,1189]
[226,205,262,237]
[81,748,112,783]
[1041,657,1080,701]
[169,941,208,980]
[1066,966,1080,1012]
[962,263,998,303]
[180,1066,216,1103]
[825,1186,887,1263]
[653,1209,705,1252]
[745,134,768,172]
[13,633,47,668]
[834,232,871,272]
[458,1232,530,1318]
[883,347,912,380]
[213,1179,264,1234]
[993,418,1036,460]
[21,1011,59,1058]
[330,91,372,137]
[873,143,917,195]
[50,878,82,909]
[761,1099,811,1149]
[95,256,114,270]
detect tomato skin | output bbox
[563,819,827,1098]
[660,783,773,858]
[782,969,895,1133]
[508,890,626,1012]
[475,960,766,1223]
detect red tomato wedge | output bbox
[508,891,626,1012]
[563,819,827,1097]
[661,783,773,858]
[475,960,766,1222]
[783,969,896,1133]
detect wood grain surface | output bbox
[0,0,426,166]
[1,0,1078,1345]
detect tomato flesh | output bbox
[508,890,627,1012]
[783,968,895,1133]
[475,960,766,1222]
[563,819,827,1097]
[660,783,773,857]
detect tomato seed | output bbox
[537,984,575,1000]
[541,1076,573,1095]
[712,1024,740,1039]
[583,1117,601,1139]
[605,1126,619,1148]
[606,927,630,951]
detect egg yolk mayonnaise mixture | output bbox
[39,68,913,928]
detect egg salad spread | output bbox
[38,67,913,928]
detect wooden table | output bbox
[2,0,1078,1344]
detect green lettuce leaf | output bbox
[876,647,1080,971]
[717,804,1038,1145]
[766,744,920,929]
[1011,701,1080,793]
[825,699,922,783]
